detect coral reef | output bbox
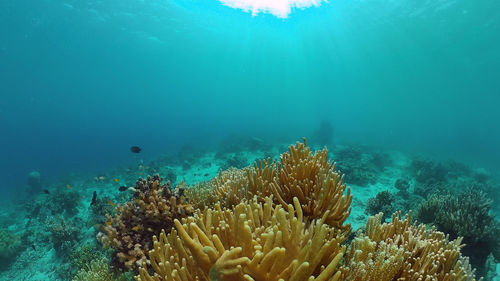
[136,196,347,281]
[89,194,116,226]
[341,211,477,281]
[184,180,219,210]
[394,178,410,198]
[48,216,82,257]
[334,146,380,186]
[416,189,500,275]
[213,167,250,208]
[217,152,249,170]
[48,188,82,216]
[97,174,194,270]
[410,157,451,196]
[7,139,484,281]
[245,140,352,232]
[69,244,106,277]
[364,190,394,220]
[0,229,23,270]
[72,257,130,281]
[218,135,270,154]
[189,140,352,232]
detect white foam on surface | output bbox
[218,0,327,18]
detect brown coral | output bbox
[341,211,478,281]
[97,174,193,270]
[136,196,347,281]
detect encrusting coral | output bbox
[97,174,194,270]
[341,211,477,281]
[136,196,347,281]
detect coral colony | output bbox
[5,139,499,280]
[95,140,479,281]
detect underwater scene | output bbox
[1,0,500,280]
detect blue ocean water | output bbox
[0,1,500,279]
[1,0,499,193]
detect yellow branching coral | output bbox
[214,167,250,208]
[184,180,219,210]
[136,196,346,281]
[185,168,250,210]
[247,158,277,199]
[341,212,478,281]
[245,139,352,232]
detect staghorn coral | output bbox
[341,211,477,281]
[97,174,194,270]
[136,196,347,281]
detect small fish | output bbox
[108,200,115,207]
[114,178,118,182]
[90,191,97,206]
[106,220,112,226]
[66,184,71,190]
[130,146,142,153]
[147,227,153,232]
[132,225,141,231]
[43,189,50,194]
[31,244,36,251]
[119,185,128,192]
[204,173,209,177]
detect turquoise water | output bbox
[1,0,499,189]
[1,0,500,280]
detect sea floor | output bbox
[0,138,499,280]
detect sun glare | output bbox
[218,0,327,18]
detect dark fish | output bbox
[31,244,36,250]
[90,191,97,206]
[204,173,209,177]
[130,146,142,153]
[43,189,50,194]
[119,185,128,192]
